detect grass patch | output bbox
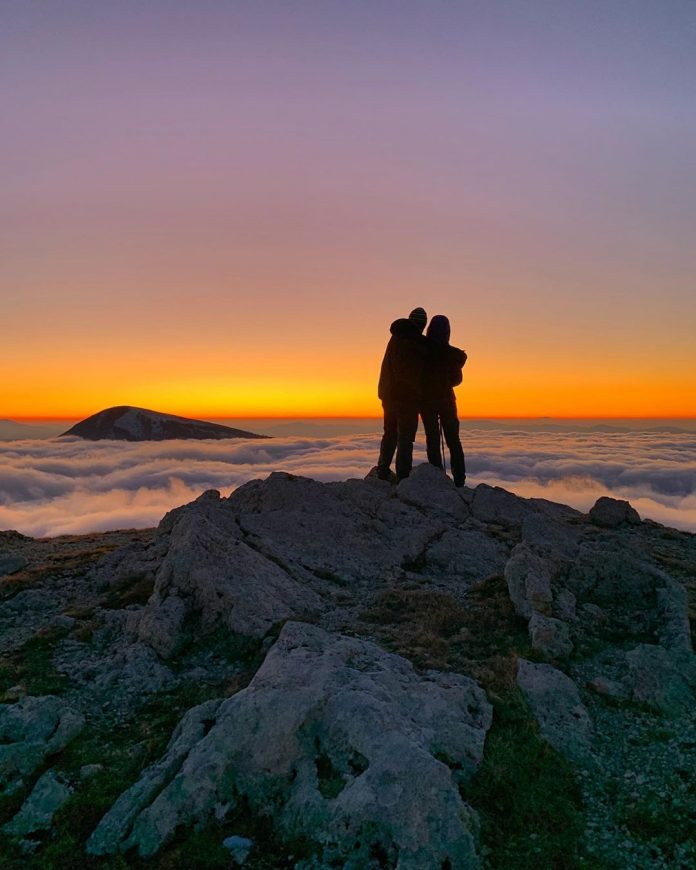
[362,574,531,684]
[0,627,70,697]
[171,623,266,672]
[616,788,696,863]
[468,690,584,869]
[98,573,154,610]
[362,587,471,669]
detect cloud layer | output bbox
[1,427,695,537]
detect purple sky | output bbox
[3,1,695,417]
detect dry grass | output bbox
[361,573,529,694]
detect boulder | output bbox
[624,644,696,716]
[127,489,325,655]
[0,696,84,796]
[87,699,222,856]
[521,513,580,556]
[3,770,72,836]
[553,588,577,622]
[89,622,492,868]
[517,659,593,763]
[424,528,507,588]
[568,547,692,648]
[397,463,469,521]
[470,484,534,526]
[135,595,187,659]
[587,676,628,701]
[529,612,573,658]
[589,496,641,528]
[656,578,693,652]
[504,543,554,620]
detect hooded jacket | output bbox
[378,318,428,404]
[421,340,467,406]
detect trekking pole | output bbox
[439,418,447,475]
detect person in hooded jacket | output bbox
[420,314,467,486]
[376,307,428,481]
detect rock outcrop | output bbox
[517,659,593,763]
[0,696,84,797]
[589,496,641,528]
[1,467,694,867]
[89,621,492,868]
[109,466,507,659]
[3,770,72,837]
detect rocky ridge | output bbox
[0,465,694,868]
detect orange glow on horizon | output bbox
[4,290,695,422]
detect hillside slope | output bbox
[61,406,267,441]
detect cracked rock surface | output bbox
[1,467,694,868]
[89,621,492,868]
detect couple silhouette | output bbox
[375,307,467,486]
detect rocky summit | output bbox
[0,465,694,868]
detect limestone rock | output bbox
[589,496,641,528]
[94,642,175,696]
[625,644,696,716]
[397,463,469,521]
[135,595,187,659]
[568,547,691,647]
[517,659,593,763]
[553,588,577,622]
[87,699,223,856]
[587,676,628,701]
[424,528,507,588]
[521,513,580,556]
[89,622,492,867]
[233,472,443,584]
[529,612,573,658]
[130,489,325,655]
[223,835,253,864]
[657,577,692,652]
[0,696,84,796]
[504,543,554,620]
[365,465,397,484]
[470,484,534,526]
[3,770,72,836]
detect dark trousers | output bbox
[421,400,466,486]
[377,400,419,481]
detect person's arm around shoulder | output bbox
[449,346,467,387]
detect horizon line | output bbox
[9,414,696,423]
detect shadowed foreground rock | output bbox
[1,467,694,867]
[0,697,84,798]
[88,621,492,868]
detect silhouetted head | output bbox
[408,307,427,333]
[427,314,451,344]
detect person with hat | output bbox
[375,307,428,481]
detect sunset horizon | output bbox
[4,2,695,425]
[2,5,696,863]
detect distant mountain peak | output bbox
[61,406,268,441]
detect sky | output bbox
[3,0,695,419]
[2,424,695,536]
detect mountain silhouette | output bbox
[61,406,268,441]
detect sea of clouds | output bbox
[1,426,695,537]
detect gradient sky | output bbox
[3,0,695,418]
